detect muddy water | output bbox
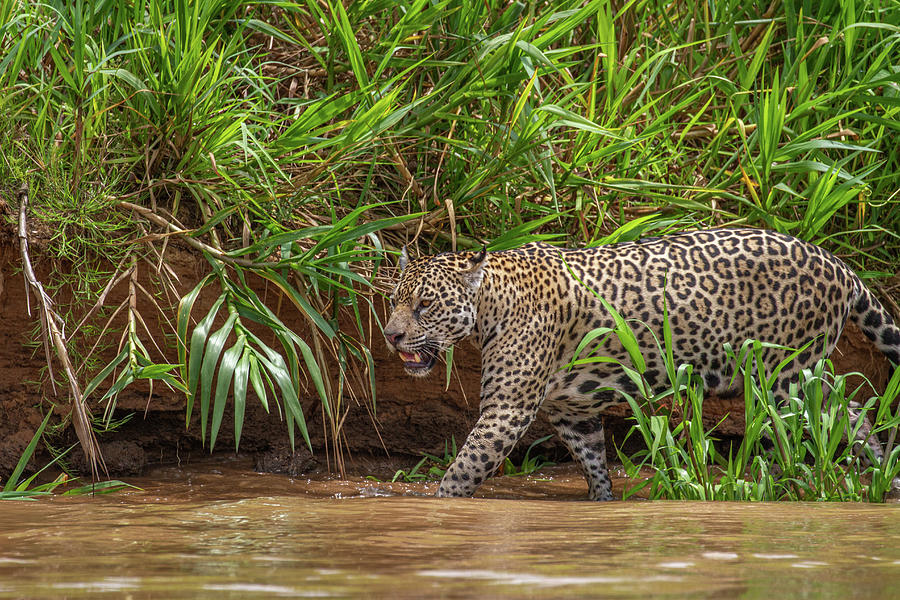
[2,462,899,599]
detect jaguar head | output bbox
[383,247,486,377]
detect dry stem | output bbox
[17,184,106,481]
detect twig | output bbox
[118,201,270,268]
[72,258,131,334]
[391,144,425,200]
[17,184,106,482]
[739,0,782,54]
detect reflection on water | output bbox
[1,462,899,599]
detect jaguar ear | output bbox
[468,246,486,266]
[398,246,409,271]
[461,246,487,289]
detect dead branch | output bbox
[17,184,107,482]
[118,201,270,268]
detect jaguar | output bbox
[383,228,900,500]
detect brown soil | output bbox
[0,235,895,481]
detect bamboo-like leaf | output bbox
[570,327,615,365]
[134,363,180,379]
[255,350,311,450]
[247,351,269,413]
[210,338,243,450]
[231,224,332,258]
[198,311,237,445]
[47,43,78,91]
[599,296,646,374]
[178,275,215,383]
[279,328,328,412]
[256,270,335,337]
[537,104,624,137]
[233,350,250,450]
[82,347,129,399]
[61,480,135,496]
[100,369,136,410]
[662,275,676,390]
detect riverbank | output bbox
[1,234,894,479]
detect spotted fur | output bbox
[383,229,900,500]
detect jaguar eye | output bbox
[419,299,433,309]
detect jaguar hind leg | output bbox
[545,408,613,501]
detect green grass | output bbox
[1,412,132,500]
[570,297,900,502]
[503,435,556,476]
[617,348,900,502]
[389,437,458,483]
[389,434,553,483]
[1,0,898,475]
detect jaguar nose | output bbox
[385,330,405,348]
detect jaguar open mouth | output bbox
[398,349,437,375]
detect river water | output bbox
[1,461,899,599]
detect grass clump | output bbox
[1,413,132,500]
[390,435,553,483]
[390,438,458,483]
[502,435,556,477]
[572,300,900,502]
[619,344,900,502]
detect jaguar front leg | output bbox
[437,356,550,498]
